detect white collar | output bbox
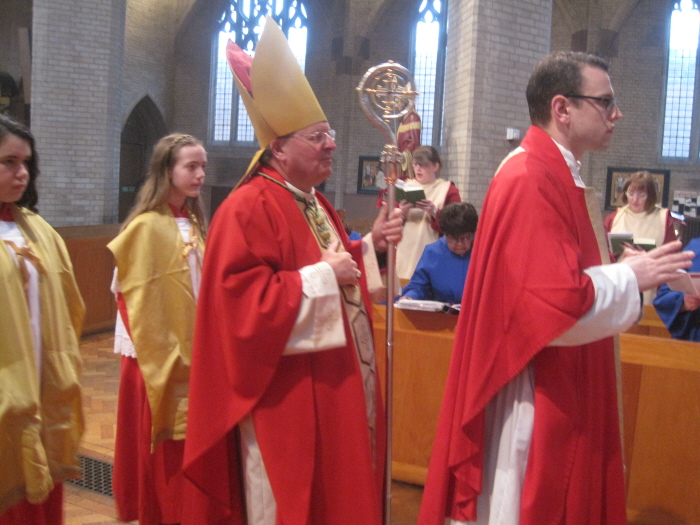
[552,139,585,188]
[285,180,316,202]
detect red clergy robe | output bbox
[419,126,627,525]
[183,168,386,525]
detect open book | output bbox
[668,271,700,295]
[395,180,426,204]
[395,297,460,315]
[607,232,656,255]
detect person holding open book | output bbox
[604,170,682,303]
[603,170,679,251]
[395,145,461,280]
[653,237,700,341]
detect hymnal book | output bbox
[607,232,656,255]
[668,271,700,295]
[395,297,460,314]
[395,180,426,204]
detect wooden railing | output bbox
[621,333,700,525]
[373,304,700,525]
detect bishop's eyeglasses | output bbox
[292,129,337,146]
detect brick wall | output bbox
[443,0,552,211]
[122,0,176,129]
[6,0,700,226]
[30,0,125,226]
[588,1,700,213]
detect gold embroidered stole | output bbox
[293,195,379,460]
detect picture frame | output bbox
[357,156,385,194]
[605,167,670,210]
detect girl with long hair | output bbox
[0,114,85,524]
[108,133,207,525]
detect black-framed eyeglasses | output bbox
[291,129,336,146]
[565,94,617,112]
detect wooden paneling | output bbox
[373,305,700,525]
[373,305,456,485]
[626,305,672,338]
[56,224,119,335]
[621,362,643,491]
[620,333,700,525]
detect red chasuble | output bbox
[183,168,385,525]
[419,126,627,525]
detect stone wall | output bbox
[30,0,125,225]
[1,0,698,226]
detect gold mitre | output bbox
[226,16,327,182]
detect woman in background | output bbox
[395,145,461,280]
[604,170,681,303]
[108,133,207,525]
[0,114,85,524]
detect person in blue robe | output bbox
[401,202,478,304]
[653,237,700,340]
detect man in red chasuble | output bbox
[419,52,694,525]
[182,17,403,525]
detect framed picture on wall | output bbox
[605,167,670,210]
[357,156,385,194]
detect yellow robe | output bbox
[0,205,85,514]
[107,204,202,447]
[396,178,451,280]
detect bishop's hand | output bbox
[322,239,360,286]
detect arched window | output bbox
[210,0,308,144]
[411,0,448,147]
[662,0,700,159]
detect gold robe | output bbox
[0,205,85,514]
[108,204,202,447]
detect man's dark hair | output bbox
[526,51,610,127]
[0,113,39,212]
[439,202,478,237]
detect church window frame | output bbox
[661,0,700,161]
[209,0,309,146]
[410,0,448,147]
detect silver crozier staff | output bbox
[356,62,417,525]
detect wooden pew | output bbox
[621,333,700,525]
[373,304,700,525]
[626,304,672,338]
[56,224,119,335]
[373,305,456,485]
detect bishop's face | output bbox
[275,121,337,192]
